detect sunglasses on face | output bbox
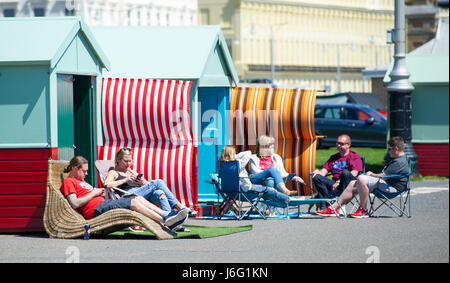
[336,142,348,146]
[260,144,274,148]
[388,146,396,150]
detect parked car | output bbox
[314,103,387,148]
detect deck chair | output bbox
[43,160,174,239]
[206,173,240,217]
[217,160,267,220]
[368,160,412,218]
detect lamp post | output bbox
[386,0,419,176]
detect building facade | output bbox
[0,0,198,26]
[199,0,395,93]
[405,0,449,52]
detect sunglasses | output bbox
[336,142,348,146]
[388,146,396,150]
[260,144,275,148]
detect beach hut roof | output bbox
[91,25,239,86]
[384,17,449,85]
[383,54,449,85]
[0,17,110,70]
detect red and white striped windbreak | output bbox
[97,77,197,208]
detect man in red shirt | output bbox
[311,134,363,211]
[60,156,188,231]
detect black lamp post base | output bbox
[389,91,419,177]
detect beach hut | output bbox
[404,55,448,177]
[91,26,239,209]
[0,17,110,232]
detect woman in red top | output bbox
[249,135,305,196]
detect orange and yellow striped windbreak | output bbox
[231,87,318,195]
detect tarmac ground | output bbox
[0,180,448,264]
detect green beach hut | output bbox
[384,17,449,176]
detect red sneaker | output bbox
[350,207,369,218]
[315,206,337,217]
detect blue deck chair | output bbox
[217,160,267,220]
[206,173,238,217]
[368,160,412,218]
[250,166,344,218]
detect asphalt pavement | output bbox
[0,180,448,264]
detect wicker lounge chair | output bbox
[43,160,174,240]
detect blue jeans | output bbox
[93,197,134,218]
[127,180,179,212]
[312,170,355,210]
[250,167,286,192]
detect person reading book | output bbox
[103,148,197,219]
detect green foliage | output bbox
[315,147,386,173]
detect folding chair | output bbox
[247,171,343,219]
[249,172,300,217]
[368,160,412,218]
[217,160,267,220]
[206,173,240,217]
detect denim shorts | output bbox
[93,197,135,218]
[366,176,398,193]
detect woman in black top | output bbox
[103,148,196,217]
